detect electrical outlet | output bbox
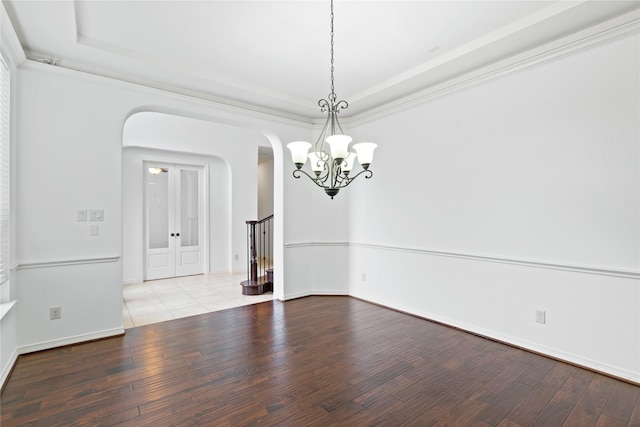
[235,254,239,261]
[50,307,62,320]
[535,310,546,324]
[361,273,367,282]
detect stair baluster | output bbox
[240,215,273,295]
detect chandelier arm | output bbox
[357,169,374,180]
[327,160,340,188]
[331,161,342,189]
[318,98,330,113]
[331,100,348,135]
[335,100,348,110]
[292,169,332,189]
[314,107,332,152]
[315,164,331,184]
[335,172,353,188]
[335,169,373,189]
[332,165,347,185]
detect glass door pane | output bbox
[180,169,199,247]
[146,166,170,249]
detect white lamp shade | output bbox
[287,141,312,164]
[341,152,357,172]
[308,151,329,172]
[326,134,352,160]
[353,142,377,165]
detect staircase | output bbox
[240,215,273,295]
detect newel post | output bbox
[246,220,258,282]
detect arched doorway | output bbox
[121,112,278,327]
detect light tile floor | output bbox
[122,272,273,328]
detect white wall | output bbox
[0,2,24,387]
[12,60,324,355]
[15,66,127,351]
[258,156,274,219]
[348,33,640,382]
[282,121,353,298]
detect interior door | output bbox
[144,163,205,281]
[176,167,203,277]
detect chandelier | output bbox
[287,0,377,199]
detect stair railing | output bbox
[240,214,273,295]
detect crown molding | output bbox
[347,0,589,107]
[348,9,640,127]
[20,58,316,129]
[73,34,317,119]
[0,3,26,67]
[71,0,317,120]
[11,5,640,128]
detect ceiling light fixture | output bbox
[287,0,377,199]
[148,167,168,175]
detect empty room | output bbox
[0,1,638,425]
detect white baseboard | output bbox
[18,328,125,355]
[351,292,640,384]
[282,290,312,301]
[1,348,18,391]
[312,290,350,296]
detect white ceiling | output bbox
[4,1,639,121]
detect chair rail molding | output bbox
[286,241,639,279]
[17,255,121,270]
[351,242,639,280]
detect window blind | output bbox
[0,55,9,286]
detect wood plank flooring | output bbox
[1,296,639,426]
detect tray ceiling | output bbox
[4,1,639,121]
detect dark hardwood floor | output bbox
[1,296,639,426]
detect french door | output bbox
[144,162,205,280]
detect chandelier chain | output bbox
[330,0,335,100]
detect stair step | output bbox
[240,274,273,295]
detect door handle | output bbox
[170,233,175,237]
[176,233,180,237]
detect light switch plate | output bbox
[89,225,99,236]
[89,209,104,221]
[77,210,87,222]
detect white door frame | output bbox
[143,160,208,281]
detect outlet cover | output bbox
[50,307,62,320]
[535,310,546,324]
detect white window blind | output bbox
[0,55,9,286]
